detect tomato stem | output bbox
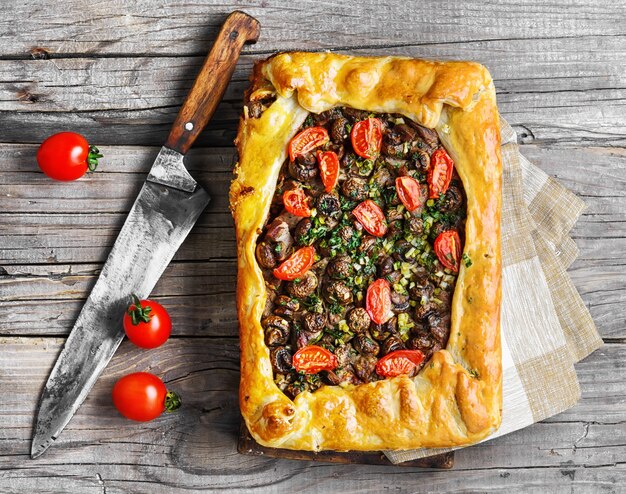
[127,293,152,325]
[87,145,103,172]
[164,391,182,413]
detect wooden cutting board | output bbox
[238,423,454,468]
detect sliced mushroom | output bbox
[341,177,368,201]
[262,315,291,346]
[390,291,410,313]
[303,311,327,334]
[338,225,356,244]
[256,242,277,269]
[378,256,394,277]
[269,346,293,374]
[273,295,300,319]
[407,217,424,234]
[316,193,342,219]
[353,355,378,381]
[288,159,318,182]
[326,255,354,280]
[330,117,349,143]
[286,270,318,298]
[323,280,354,305]
[442,182,464,212]
[346,307,371,333]
[353,333,380,356]
[294,218,314,246]
[381,335,405,355]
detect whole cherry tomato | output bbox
[123,295,172,349]
[353,199,388,237]
[351,117,383,159]
[434,229,462,272]
[376,350,425,378]
[293,345,338,374]
[36,132,103,181]
[366,278,392,325]
[428,147,454,199]
[288,127,329,161]
[317,150,340,192]
[283,188,312,217]
[395,176,424,212]
[112,372,181,422]
[273,246,316,281]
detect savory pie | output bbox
[230,52,502,451]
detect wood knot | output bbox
[30,47,51,60]
[16,87,41,103]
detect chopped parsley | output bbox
[462,253,473,268]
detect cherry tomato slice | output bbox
[376,350,425,378]
[366,278,392,325]
[317,150,340,192]
[434,229,462,272]
[273,246,316,281]
[395,176,424,212]
[288,126,329,162]
[123,296,172,349]
[36,131,103,181]
[293,345,338,374]
[351,117,383,159]
[112,372,181,422]
[283,188,311,217]
[353,199,388,237]
[427,147,454,199]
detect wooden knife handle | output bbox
[165,11,260,155]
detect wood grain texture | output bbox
[0,337,624,493]
[0,0,624,490]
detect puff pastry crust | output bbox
[230,52,502,451]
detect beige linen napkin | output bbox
[384,119,603,464]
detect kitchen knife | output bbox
[31,11,260,459]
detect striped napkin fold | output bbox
[384,119,603,464]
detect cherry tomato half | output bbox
[427,147,454,199]
[283,188,311,217]
[112,372,181,422]
[395,176,424,212]
[317,150,340,192]
[288,127,329,162]
[351,117,383,159]
[434,229,462,272]
[273,246,316,281]
[366,278,392,325]
[36,132,103,181]
[293,345,338,374]
[376,350,425,378]
[353,199,388,237]
[123,295,172,349]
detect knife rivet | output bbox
[185,122,194,131]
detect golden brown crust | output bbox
[231,52,502,451]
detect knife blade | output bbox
[31,11,260,459]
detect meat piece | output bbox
[428,313,450,345]
[262,293,274,318]
[265,218,293,261]
[406,121,440,149]
[296,153,317,167]
[342,107,370,121]
[409,282,435,301]
[381,139,408,158]
[311,108,340,126]
[430,221,448,240]
[386,208,404,222]
[378,256,394,277]
[382,335,405,354]
[372,167,394,187]
[407,333,434,353]
[347,307,371,333]
[334,344,356,368]
[330,117,349,143]
[286,271,318,298]
[316,193,342,219]
[394,123,417,142]
[256,242,277,269]
[323,280,354,305]
[326,255,354,280]
[269,346,293,374]
[353,333,380,356]
[247,101,264,119]
[341,177,368,201]
[321,369,342,386]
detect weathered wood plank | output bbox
[2,1,625,57]
[0,337,623,493]
[1,33,625,147]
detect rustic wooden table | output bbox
[1,1,624,492]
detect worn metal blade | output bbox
[31,147,210,458]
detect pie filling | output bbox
[253,106,467,399]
